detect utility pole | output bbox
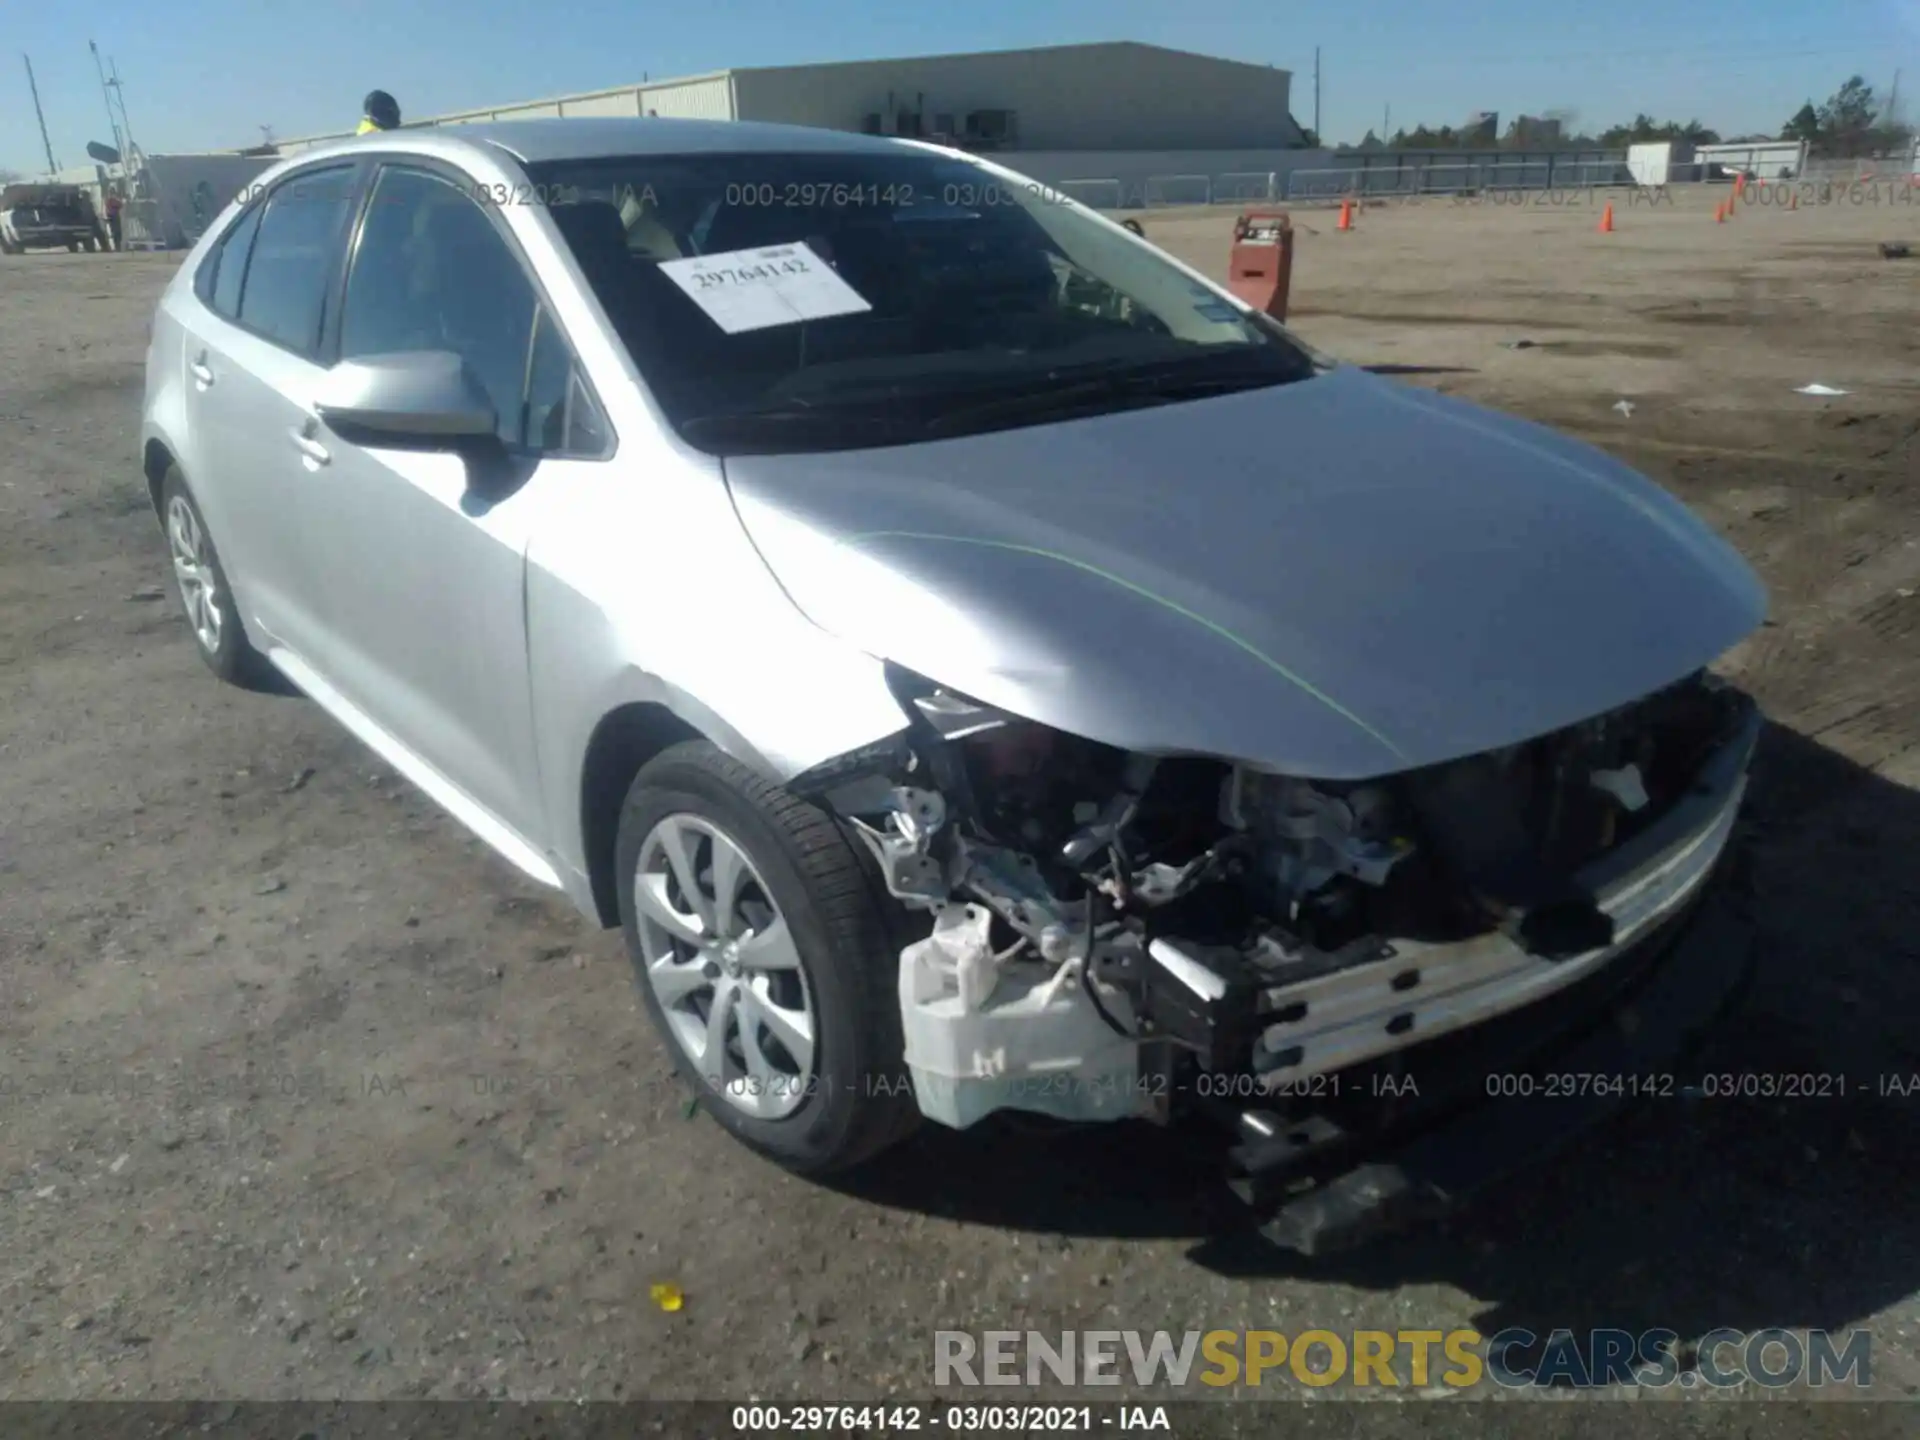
[1313,47,1321,146]
[1384,103,1391,141]
[89,41,127,162]
[24,55,60,173]
[105,56,140,166]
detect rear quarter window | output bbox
[204,202,264,319]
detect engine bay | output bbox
[791,664,1753,1129]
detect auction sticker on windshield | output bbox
[658,242,872,334]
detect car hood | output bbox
[721,365,1767,779]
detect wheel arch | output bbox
[578,702,705,927]
[143,438,176,518]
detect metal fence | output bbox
[118,199,170,251]
[1039,159,1646,212]
[1285,158,1631,200]
[1210,172,1282,203]
[1798,154,1920,183]
[1053,178,1124,209]
[1140,173,1212,208]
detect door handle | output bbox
[189,351,215,387]
[289,427,331,467]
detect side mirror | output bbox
[314,351,496,448]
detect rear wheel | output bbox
[160,466,274,688]
[66,239,79,253]
[615,741,919,1174]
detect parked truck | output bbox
[0,183,105,254]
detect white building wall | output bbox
[561,90,644,119]
[731,43,1300,150]
[636,75,736,120]
[1693,140,1808,178]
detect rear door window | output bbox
[236,167,357,357]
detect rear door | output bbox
[296,160,614,853]
[177,162,362,660]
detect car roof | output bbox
[290,117,937,170]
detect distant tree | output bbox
[1391,124,1462,149]
[1819,76,1877,142]
[1786,75,1914,157]
[1356,129,1384,151]
[1502,113,1576,148]
[1596,114,1720,147]
[0,167,22,184]
[1781,102,1821,144]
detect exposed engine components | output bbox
[1219,768,1415,908]
[817,669,1750,1132]
[849,786,951,905]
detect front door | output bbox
[297,161,612,856]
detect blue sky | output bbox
[8,0,1919,175]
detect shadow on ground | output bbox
[834,721,1920,1348]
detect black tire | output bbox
[158,466,275,688]
[66,239,79,253]
[615,740,920,1174]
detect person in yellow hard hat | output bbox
[357,91,401,135]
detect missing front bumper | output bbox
[1235,876,1755,1255]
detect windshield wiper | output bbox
[919,359,1302,435]
[678,402,921,450]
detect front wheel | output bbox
[615,741,919,1174]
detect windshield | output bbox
[526,150,1319,453]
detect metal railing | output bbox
[1210,171,1280,203]
[118,199,169,250]
[1285,159,1632,200]
[1022,156,1651,214]
[1052,177,1123,209]
[1141,173,1212,208]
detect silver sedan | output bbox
[140,117,1766,1247]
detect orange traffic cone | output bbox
[1733,172,1747,199]
[1597,202,1615,233]
[1715,202,1727,223]
[1337,197,1354,231]
[1789,191,1799,211]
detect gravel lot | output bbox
[1,180,1917,1408]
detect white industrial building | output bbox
[1691,140,1809,180]
[277,42,1308,154]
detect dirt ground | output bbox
[2,180,1917,1407]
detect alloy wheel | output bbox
[166,495,224,655]
[632,814,817,1120]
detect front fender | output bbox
[525,450,912,912]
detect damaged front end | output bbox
[791,662,1761,1181]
